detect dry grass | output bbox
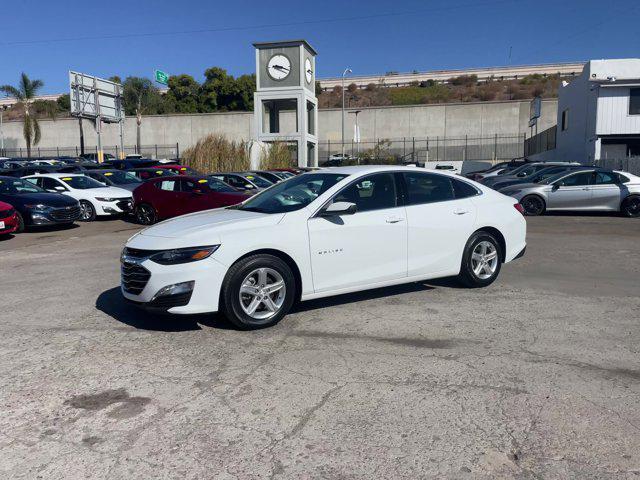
[182,134,250,173]
[259,142,293,170]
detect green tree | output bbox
[108,75,122,84]
[165,74,200,113]
[0,73,46,157]
[56,94,71,111]
[199,68,255,112]
[122,76,162,151]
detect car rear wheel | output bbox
[220,254,296,330]
[79,200,96,222]
[135,204,157,225]
[520,195,546,216]
[457,231,502,288]
[621,195,640,218]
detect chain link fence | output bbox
[1,143,180,159]
[318,135,527,165]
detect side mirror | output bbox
[517,172,527,177]
[551,183,560,191]
[320,201,357,217]
[55,186,66,192]
[192,188,204,195]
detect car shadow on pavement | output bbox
[96,287,235,332]
[293,281,439,313]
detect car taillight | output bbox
[514,203,525,215]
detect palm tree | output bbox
[1,73,46,157]
[123,77,161,153]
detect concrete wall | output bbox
[1,98,558,151]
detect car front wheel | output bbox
[221,254,296,330]
[135,204,157,225]
[457,231,502,288]
[79,200,96,222]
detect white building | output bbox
[532,59,640,163]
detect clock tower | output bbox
[253,40,318,167]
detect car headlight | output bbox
[149,245,220,265]
[24,204,51,211]
[96,197,118,202]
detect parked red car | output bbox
[155,164,199,175]
[0,200,19,236]
[133,176,251,225]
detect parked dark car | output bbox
[481,162,580,188]
[0,176,81,231]
[155,164,199,175]
[110,159,159,170]
[84,169,143,192]
[128,168,178,181]
[79,153,116,163]
[1,164,84,177]
[210,172,274,192]
[133,176,251,225]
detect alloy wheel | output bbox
[471,241,499,280]
[136,205,155,225]
[625,197,640,217]
[80,202,93,221]
[521,196,544,215]
[238,267,286,320]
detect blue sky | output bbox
[1,0,639,94]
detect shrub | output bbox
[260,141,293,169]
[420,79,436,88]
[359,140,397,165]
[347,83,358,93]
[449,74,478,86]
[365,83,377,91]
[182,134,250,173]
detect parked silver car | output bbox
[501,168,640,217]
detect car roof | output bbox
[22,173,84,178]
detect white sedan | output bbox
[121,166,527,329]
[23,173,133,222]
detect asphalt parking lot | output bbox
[1,215,639,479]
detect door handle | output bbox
[582,187,591,191]
[453,209,469,215]
[385,217,404,223]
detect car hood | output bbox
[112,183,140,192]
[91,186,132,198]
[129,208,284,248]
[1,192,78,207]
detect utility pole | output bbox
[0,105,8,155]
[349,110,362,162]
[341,67,352,158]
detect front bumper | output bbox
[0,214,19,234]
[120,255,227,314]
[28,205,81,226]
[96,198,133,216]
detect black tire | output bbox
[457,231,503,288]
[520,195,546,216]
[79,200,96,222]
[15,212,25,233]
[621,195,640,218]
[220,254,296,330]
[135,204,157,225]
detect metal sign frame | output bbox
[69,71,124,123]
[528,96,541,128]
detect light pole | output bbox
[349,110,362,162]
[341,67,352,158]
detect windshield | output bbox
[59,176,106,190]
[242,174,273,188]
[102,171,141,184]
[201,177,236,193]
[0,177,45,194]
[532,167,568,183]
[238,173,349,214]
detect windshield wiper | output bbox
[239,206,268,213]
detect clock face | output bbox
[267,54,291,81]
[305,58,313,84]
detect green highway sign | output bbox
[155,70,169,85]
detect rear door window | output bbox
[402,172,455,205]
[557,171,592,186]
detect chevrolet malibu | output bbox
[121,166,527,329]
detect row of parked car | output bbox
[0,155,306,237]
[465,159,640,217]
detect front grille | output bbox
[0,208,15,218]
[116,199,133,211]
[50,206,81,222]
[121,262,151,295]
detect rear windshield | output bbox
[102,171,141,184]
